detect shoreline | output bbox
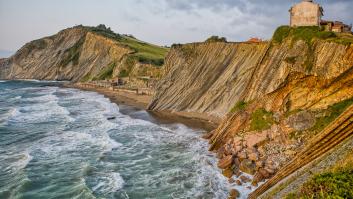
[66,83,219,131]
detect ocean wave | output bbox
[91,172,124,194]
[1,151,33,172]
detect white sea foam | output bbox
[2,151,33,172]
[0,80,6,83]
[91,172,124,194]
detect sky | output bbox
[0,0,352,55]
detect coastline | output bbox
[66,83,219,131]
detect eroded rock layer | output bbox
[0,26,166,82]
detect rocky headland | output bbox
[1,25,353,198]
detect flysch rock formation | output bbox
[148,42,270,122]
[149,29,353,197]
[0,26,166,82]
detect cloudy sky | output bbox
[0,0,352,56]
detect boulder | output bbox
[239,159,256,175]
[229,178,236,184]
[245,132,269,148]
[240,175,251,183]
[264,167,275,175]
[248,152,259,161]
[223,168,234,178]
[255,160,265,169]
[251,180,258,187]
[233,158,241,167]
[285,110,315,131]
[234,170,242,177]
[217,147,226,159]
[253,171,264,182]
[259,168,271,179]
[234,146,243,153]
[236,180,242,185]
[237,151,247,160]
[218,155,233,169]
[228,189,240,199]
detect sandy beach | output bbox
[67,83,219,131]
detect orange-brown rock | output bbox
[240,175,251,183]
[218,155,233,169]
[228,189,240,199]
[259,168,271,179]
[236,180,242,185]
[223,168,234,178]
[240,159,256,175]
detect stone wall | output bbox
[290,1,321,27]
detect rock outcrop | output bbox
[148,42,270,121]
[148,27,353,196]
[0,26,167,82]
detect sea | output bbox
[0,80,232,199]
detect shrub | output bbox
[95,62,116,80]
[272,26,337,45]
[250,108,275,131]
[273,26,291,43]
[230,101,248,113]
[119,69,129,78]
[205,36,227,43]
[311,97,353,132]
[284,56,297,65]
[299,169,353,198]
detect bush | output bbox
[273,26,291,43]
[311,97,353,132]
[298,169,353,198]
[205,36,227,43]
[250,108,275,131]
[272,26,337,44]
[284,56,297,65]
[230,101,248,113]
[119,69,129,78]
[95,62,116,80]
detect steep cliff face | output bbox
[149,37,353,122]
[0,26,167,82]
[148,42,270,121]
[149,28,353,195]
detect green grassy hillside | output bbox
[84,24,169,66]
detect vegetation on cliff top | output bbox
[82,25,168,66]
[205,36,227,43]
[273,26,353,46]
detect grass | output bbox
[273,26,291,44]
[205,36,227,43]
[82,25,168,67]
[272,26,342,72]
[310,97,353,132]
[286,153,353,199]
[272,26,353,47]
[93,62,116,80]
[230,101,248,113]
[250,108,275,131]
[284,56,297,65]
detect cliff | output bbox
[0,25,168,82]
[149,26,353,197]
[148,42,270,122]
